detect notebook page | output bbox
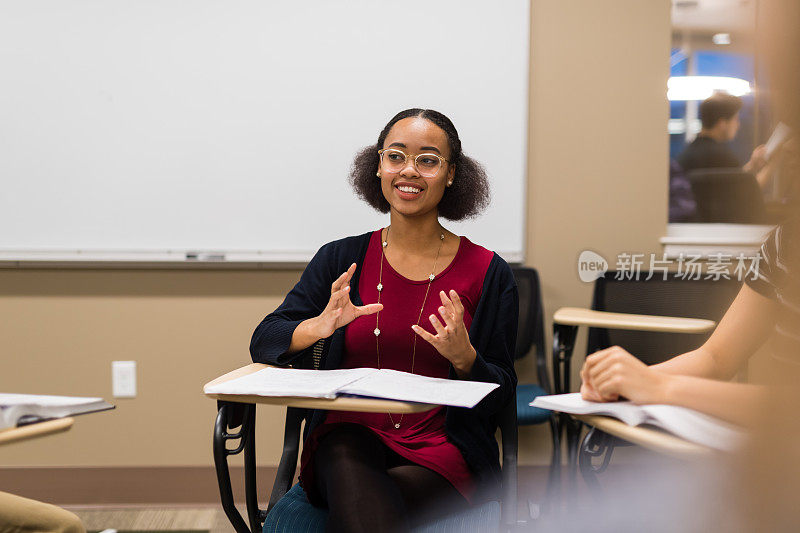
[765,122,792,160]
[203,367,376,399]
[640,404,745,451]
[531,393,647,426]
[338,369,499,408]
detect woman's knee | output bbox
[316,424,382,465]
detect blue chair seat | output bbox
[264,483,501,533]
[516,383,551,425]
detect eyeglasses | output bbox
[378,148,448,178]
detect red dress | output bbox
[299,229,494,503]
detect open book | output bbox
[204,367,499,409]
[531,393,744,451]
[0,393,115,430]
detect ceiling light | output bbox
[712,33,731,45]
[667,76,752,101]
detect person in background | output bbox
[668,159,698,222]
[677,92,771,185]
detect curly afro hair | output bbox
[349,108,490,221]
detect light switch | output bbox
[112,361,137,398]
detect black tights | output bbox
[313,424,469,533]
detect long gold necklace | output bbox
[374,225,445,429]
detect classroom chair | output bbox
[213,360,519,533]
[687,168,766,224]
[510,267,559,512]
[551,271,741,487]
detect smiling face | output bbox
[378,117,456,219]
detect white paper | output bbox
[0,393,112,429]
[0,393,104,407]
[765,122,792,160]
[640,404,743,451]
[203,367,376,399]
[531,393,646,426]
[530,393,745,451]
[204,367,498,408]
[339,369,499,409]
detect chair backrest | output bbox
[587,272,741,365]
[688,168,766,224]
[511,266,550,393]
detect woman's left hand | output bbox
[581,346,669,404]
[412,290,476,377]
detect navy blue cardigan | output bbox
[250,232,518,500]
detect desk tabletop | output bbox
[554,307,716,334]
[573,414,714,459]
[0,417,74,446]
[204,363,437,414]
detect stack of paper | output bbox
[204,367,498,409]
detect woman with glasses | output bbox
[250,108,517,532]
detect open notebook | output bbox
[531,393,745,451]
[204,367,499,409]
[0,393,114,430]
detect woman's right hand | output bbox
[312,263,383,338]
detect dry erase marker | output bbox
[186,252,226,261]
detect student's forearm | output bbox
[657,373,764,426]
[287,317,323,354]
[755,161,775,188]
[650,348,729,380]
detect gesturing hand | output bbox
[313,263,383,338]
[580,346,668,404]
[412,290,477,377]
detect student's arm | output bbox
[579,284,778,425]
[582,350,765,425]
[744,144,768,175]
[652,284,777,379]
[287,263,382,354]
[250,243,380,366]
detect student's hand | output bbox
[744,144,768,173]
[412,290,476,377]
[312,263,383,338]
[579,377,606,402]
[580,346,669,404]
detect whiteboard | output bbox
[0,0,529,265]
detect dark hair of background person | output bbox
[349,108,490,221]
[699,93,744,129]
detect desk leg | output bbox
[579,427,617,496]
[213,402,263,533]
[566,418,583,486]
[552,323,579,488]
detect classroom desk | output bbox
[204,363,440,533]
[573,414,714,491]
[551,307,716,482]
[0,417,73,447]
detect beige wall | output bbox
[519,0,671,462]
[0,0,671,468]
